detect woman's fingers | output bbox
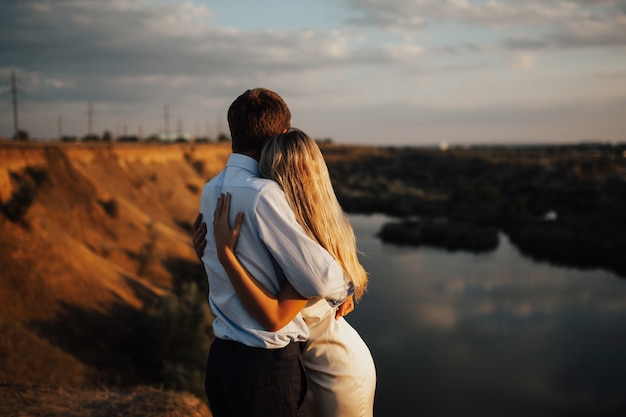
[233,212,243,232]
[193,213,204,243]
[192,213,207,259]
[230,212,244,244]
[224,193,244,241]
[213,193,224,225]
[223,192,231,213]
[335,295,355,319]
[193,222,207,244]
[193,212,203,230]
[212,192,245,249]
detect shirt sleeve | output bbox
[254,183,353,303]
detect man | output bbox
[195,88,352,417]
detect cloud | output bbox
[504,14,626,50]
[343,0,626,50]
[512,51,536,69]
[0,0,419,105]
[343,0,579,28]
[344,0,624,25]
[0,0,421,75]
[0,0,624,142]
[0,0,429,138]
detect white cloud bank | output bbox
[0,0,624,144]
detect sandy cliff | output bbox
[0,141,230,412]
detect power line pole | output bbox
[216,114,226,138]
[87,102,94,136]
[11,70,20,139]
[163,104,170,139]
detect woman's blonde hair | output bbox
[260,128,368,300]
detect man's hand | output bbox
[193,212,207,262]
[335,295,354,319]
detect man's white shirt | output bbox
[199,153,352,348]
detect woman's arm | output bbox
[214,193,308,332]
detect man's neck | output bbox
[235,150,261,161]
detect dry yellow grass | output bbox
[0,141,230,322]
[0,141,230,415]
[0,383,212,417]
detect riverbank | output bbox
[321,142,626,277]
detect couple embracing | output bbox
[193,88,376,417]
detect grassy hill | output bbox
[0,140,231,415]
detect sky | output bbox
[1,0,625,146]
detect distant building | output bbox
[157,131,192,142]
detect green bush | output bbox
[13,130,29,141]
[24,167,50,186]
[142,282,214,398]
[137,226,158,277]
[1,167,49,224]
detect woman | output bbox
[213,128,376,417]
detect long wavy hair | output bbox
[259,128,368,300]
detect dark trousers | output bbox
[205,337,309,417]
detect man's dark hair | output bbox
[227,88,291,155]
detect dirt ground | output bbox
[0,382,212,417]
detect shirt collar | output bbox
[226,153,260,176]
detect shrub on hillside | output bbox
[192,161,204,176]
[1,179,36,223]
[98,198,119,218]
[1,167,49,225]
[141,281,214,399]
[186,183,200,194]
[137,222,159,277]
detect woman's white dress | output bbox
[301,299,376,417]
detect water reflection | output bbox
[347,214,626,417]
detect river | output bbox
[346,214,626,417]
